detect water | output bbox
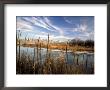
[17,46,94,68]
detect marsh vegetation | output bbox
[16,32,94,74]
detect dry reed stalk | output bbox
[46,34,50,59]
[36,39,39,63]
[66,42,68,63]
[47,34,49,52]
[85,55,88,69]
[76,54,79,65]
[18,31,21,61]
[39,42,41,63]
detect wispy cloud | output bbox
[64,17,74,24]
[70,23,87,33]
[17,18,33,32]
[31,17,54,32]
[29,16,64,36]
[16,16,94,41]
[42,17,64,36]
[64,16,88,32]
[78,31,94,40]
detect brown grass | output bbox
[16,33,94,74]
[16,52,94,74]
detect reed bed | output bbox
[16,52,94,74]
[16,33,94,74]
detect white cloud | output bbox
[63,17,74,24]
[17,19,33,32]
[72,24,87,32]
[78,31,94,40]
[51,35,73,42]
[16,16,94,41]
[31,17,55,32]
[41,31,48,35]
[35,34,47,39]
[79,24,87,32]
[43,17,64,36]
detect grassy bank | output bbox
[19,44,94,52]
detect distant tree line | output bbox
[69,39,94,48]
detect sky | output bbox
[16,16,94,42]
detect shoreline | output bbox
[17,44,94,53]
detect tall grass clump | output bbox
[16,52,94,74]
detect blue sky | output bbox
[17,16,94,42]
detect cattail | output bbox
[65,42,68,63]
[40,42,41,62]
[36,39,39,62]
[83,54,84,60]
[76,54,79,65]
[47,34,49,53]
[17,30,21,73]
[85,55,88,69]
[39,37,41,64]
[33,47,35,64]
[18,30,21,61]
[46,34,50,59]
[73,54,75,64]
[25,37,26,45]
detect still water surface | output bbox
[17,46,94,67]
